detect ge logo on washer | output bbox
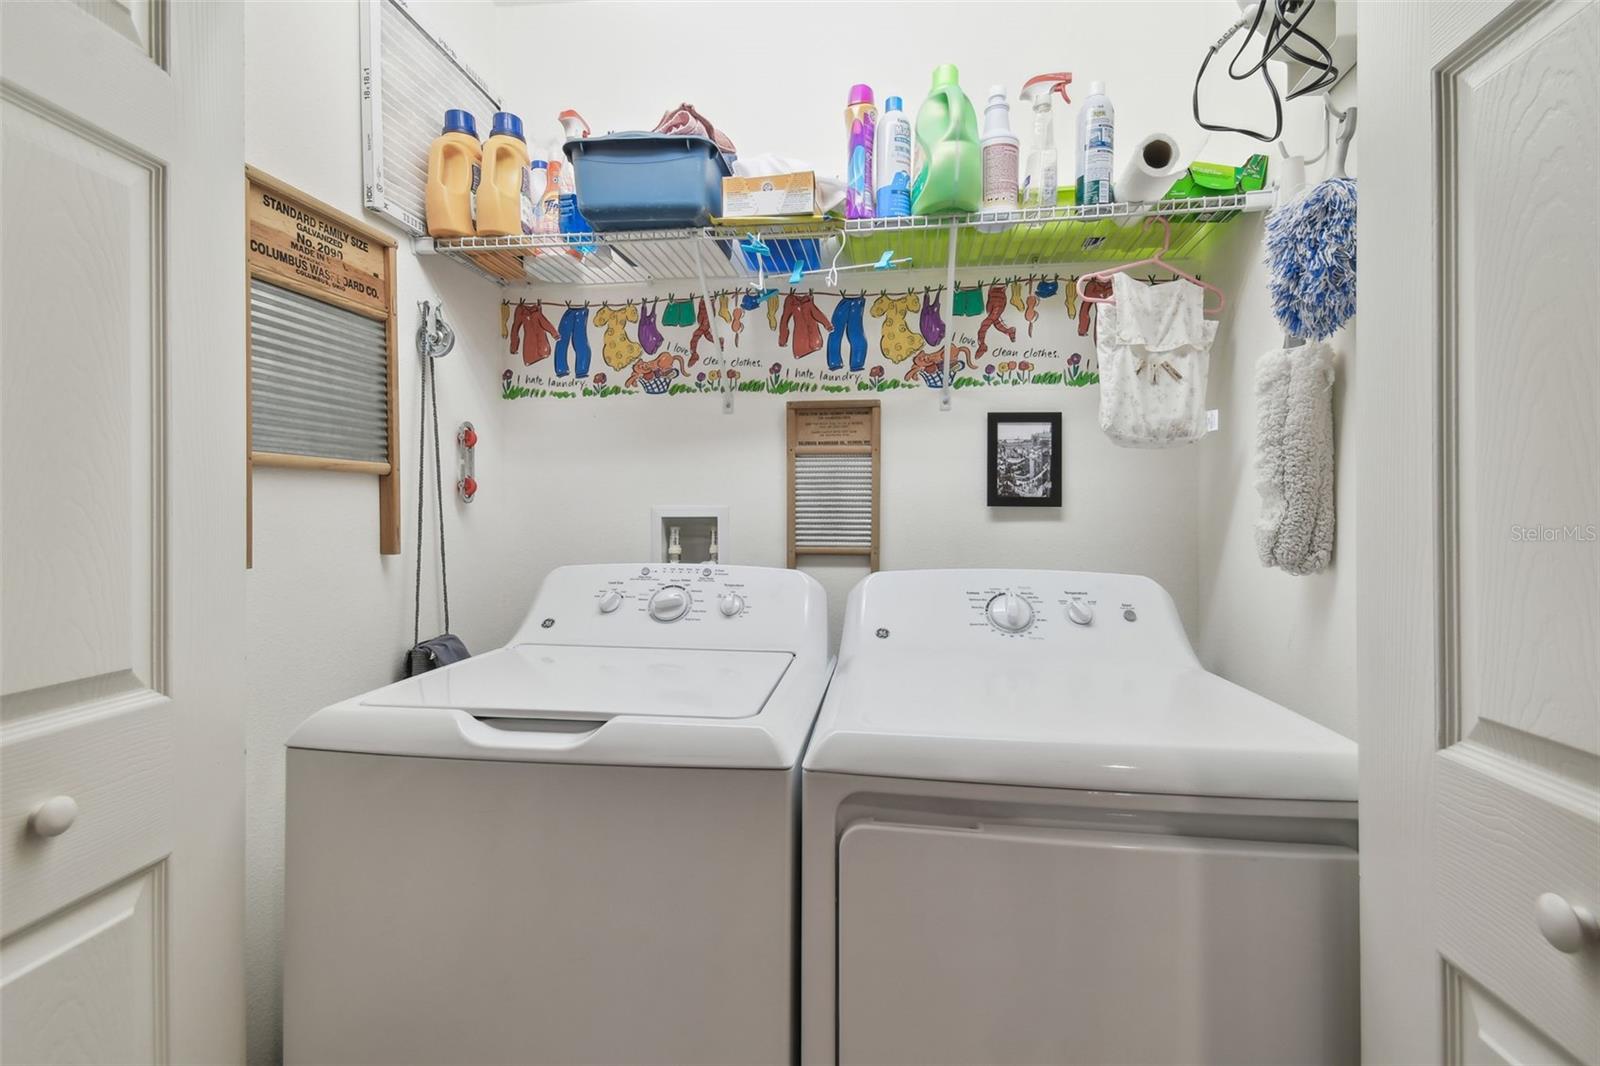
[541,618,556,628]
[876,628,890,639]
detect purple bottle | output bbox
[845,84,878,219]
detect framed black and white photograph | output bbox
[987,412,1062,507]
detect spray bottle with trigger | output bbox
[555,109,602,257]
[1019,72,1072,213]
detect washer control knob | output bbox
[648,585,691,622]
[718,592,746,617]
[986,593,1034,633]
[597,590,623,614]
[1067,599,1095,626]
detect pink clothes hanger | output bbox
[1075,216,1227,316]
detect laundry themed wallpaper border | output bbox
[499,275,1143,400]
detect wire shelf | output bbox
[413,190,1274,289]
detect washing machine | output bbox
[285,563,829,1066]
[800,569,1359,1066]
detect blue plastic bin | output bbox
[564,133,732,231]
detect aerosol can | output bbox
[1075,81,1115,206]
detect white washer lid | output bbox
[804,650,1357,801]
[362,644,794,721]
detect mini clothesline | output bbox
[497,272,1202,311]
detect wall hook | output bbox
[456,421,478,502]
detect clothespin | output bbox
[789,262,806,285]
[874,250,895,271]
[740,234,770,258]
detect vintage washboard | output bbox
[786,401,881,571]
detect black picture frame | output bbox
[988,412,1063,507]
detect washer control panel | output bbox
[516,563,825,656]
[580,565,763,625]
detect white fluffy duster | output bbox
[1254,342,1336,575]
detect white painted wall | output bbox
[241,4,522,1063]
[241,1,1359,1060]
[489,0,1318,646]
[1195,75,1360,740]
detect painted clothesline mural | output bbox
[499,274,1170,400]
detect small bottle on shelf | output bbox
[978,85,1019,232]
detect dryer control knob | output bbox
[648,586,691,622]
[1067,599,1095,626]
[986,593,1034,633]
[718,592,745,617]
[597,590,623,614]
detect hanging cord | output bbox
[412,351,429,647]
[413,303,454,646]
[430,355,449,633]
[1194,0,1338,142]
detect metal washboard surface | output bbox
[249,279,391,463]
[793,455,873,550]
[360,0,500,236]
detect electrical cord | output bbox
[1194,0,1340,143]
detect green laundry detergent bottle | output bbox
[911,64,982,215]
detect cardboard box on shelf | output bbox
[721,172,818,219]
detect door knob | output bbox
[1535,892,1599,954]
[29,795,78,838]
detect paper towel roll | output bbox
[1116,133,1184,210]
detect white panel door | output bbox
[0,2,245,1063]
[1360,2,1600,1063]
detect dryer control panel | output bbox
[842,568,1193,662]
[513,563,827,657]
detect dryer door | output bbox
[836,821,1358,1066]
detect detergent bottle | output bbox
[538,145,563,236]
[425,109,480,238]
[1019,72,1072,211]
[911,64,981,216]
[874,95,913,218]
[476,111,531,237]
[844,84,878,219]
[525,159,548,236]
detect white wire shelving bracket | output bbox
[428,190,1275,412]
[413,190,1276,289]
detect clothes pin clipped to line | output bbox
[874,250,895,270]
[740,234,770,259]
[789,262,806,285]
[740,233,771,291]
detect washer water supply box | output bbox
[564,132,732,231]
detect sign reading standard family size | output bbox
[247,170,392,318]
